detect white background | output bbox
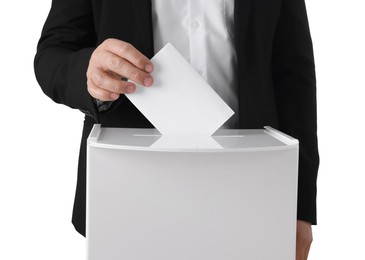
[0,0,364,259]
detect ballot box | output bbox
[86,124,299,260]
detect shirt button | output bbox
[191,20,200,29]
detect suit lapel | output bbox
[234,0,252,48]
[130,0,154,58]
[234,0,265,128]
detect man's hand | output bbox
[296,220,313,260]
[86,38,154,101]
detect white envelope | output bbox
[126,43,234,136]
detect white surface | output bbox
[150,134,223,149]
[87,126,298,260]
[1,1,365,260]
[125,43,234,135]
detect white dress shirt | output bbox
[152,0,239,129]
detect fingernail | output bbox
[145,64,154,73]
[126,85,135,94]
[110,93,119,99]
[143,77,153,87]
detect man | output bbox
[34,0,319,259]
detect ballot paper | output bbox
[125,43,234,136]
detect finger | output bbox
[103,39,154,73]
[90,70,136,94]
[98,51,153,87]
[87,78,120,101]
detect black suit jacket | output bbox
[35,0,319,236]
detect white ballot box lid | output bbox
[87,125,298,151]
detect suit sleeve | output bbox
[272,0,320,224]
[34,0,98,121]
